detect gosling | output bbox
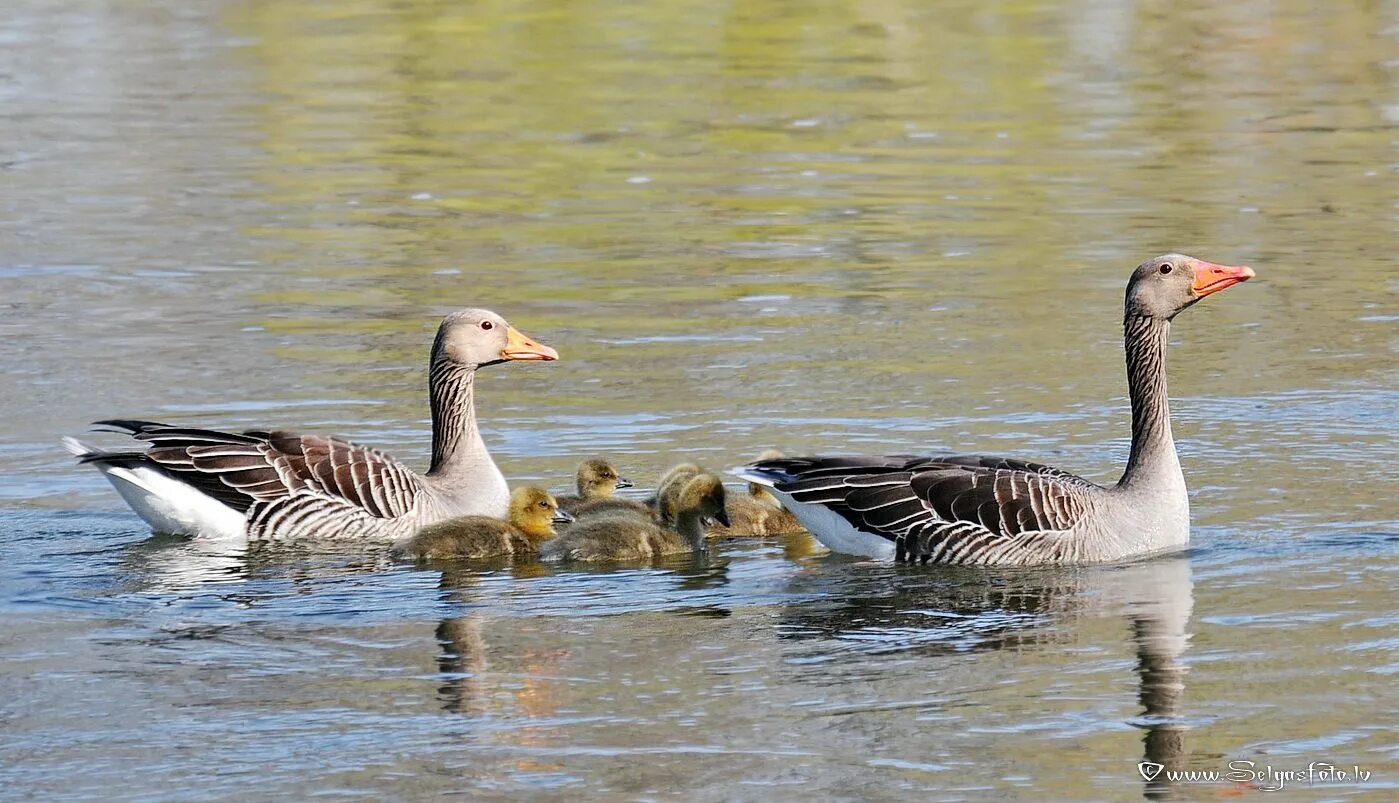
[570,494,653,520]
[555,459,633,516]
[574,460,698,521]
[652,461,702,524]
[395,486,573,560]
[708,449,805,537]
[542,473,729,562]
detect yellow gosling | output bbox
[653,462,702,525]
[555,459,632,515]
[708,450,806,537]
[543,473,728,562]
[706,490,804,537]
[570,495,653,520]
[395,486,572,560]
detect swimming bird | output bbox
[394,486,572,560]
[652,462,702,524]
[568,494,654,520]
[707,449,805,537]
[554,459,633,516]
[733,255,1254,565]
[63,308,557,543]
[542,473,729,562]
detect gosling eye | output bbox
[538,500,549,509]
[1158,263,1173,275]
[480,320,494,331]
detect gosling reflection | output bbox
[436,614,491,717]
[433,561,568,722]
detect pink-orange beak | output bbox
[500,325,559,361]
[1190,259,1256,298]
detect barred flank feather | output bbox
[764,454,1098,565]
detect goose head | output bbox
[434,308,559,368]
[508,486,572,540]
[574,459,632,498]
[1126,254,1254,321]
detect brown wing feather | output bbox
[260,432,421,518]
[774,454,1100,564]
[98,421,422,519]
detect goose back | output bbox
[740,454,1107,564]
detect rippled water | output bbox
[2,0,1396,799]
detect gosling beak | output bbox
[500,325,559,361]
[552,509,575,525]
[715,508,732,528]
[615,476,634,490]
[1190,259,1255,299]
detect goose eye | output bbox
[1158,263,1173,275]
[480,320,494,330]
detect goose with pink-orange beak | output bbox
[735,254,1256,565]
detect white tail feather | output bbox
[61,436,92,458]
[729,464,893,558]
[728,465,778,487]
[63,438,246,542]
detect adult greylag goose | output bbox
[542,473,729,562]
[393,486,573,560]
[63,309,557,542]
[554,459,633,516]
[733,255,1254,565]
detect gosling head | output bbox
[657,462,701,489]
[508,486,573,540]
[1125,254,1254,322]
[676,473,731,528]
[656,462,703,524]
[574,459,631,498]
[432,308,559,369]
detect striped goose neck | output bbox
[426,356,482,477]
[1116,314,1177,491]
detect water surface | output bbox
[1,0,1396,799]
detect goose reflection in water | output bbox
[775,554,1195,798]
[1129,558,1192,801]
[117,534,401,593]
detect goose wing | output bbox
[757,454,1100,564]
[93,419,424,519]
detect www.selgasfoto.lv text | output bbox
[1138,760,1372,791]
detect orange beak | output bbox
[500,325,559,361]
[1190,259,1256,298]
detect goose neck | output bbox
[1116,314,1179,492]
[427,359,485,477]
